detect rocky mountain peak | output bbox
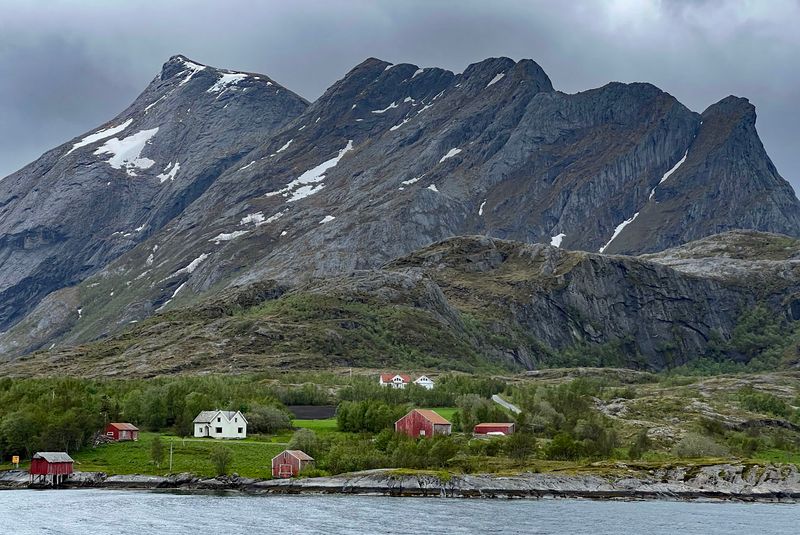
[702,95,756,122]
[461,56,553,94]
[0,54,307,333]
[0,54,798,361]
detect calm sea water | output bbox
[0,489,798,534]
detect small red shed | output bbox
[395,409,452,439]
[474,422,516,435]
[29,452,74,486]
[272,450,315,478]
[105,422,140,441]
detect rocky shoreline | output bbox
[2,464,800,501]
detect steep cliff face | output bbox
[1,54,798,360]
[385,233,800,369]
[4,232,798,377]
[0,55,307,332]
[605,98,800,254]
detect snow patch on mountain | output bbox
[240,212,265,226]
[276,139,293,153]
[550,233,566,247]
[486,72,505,87]
[372,102,398,114]
[649,150,689,200]
[157,161,180,183]
[210,230,249,243]
[93,128,159,176]
[207,72,248,93]
[599,213,639,253]
[479,200,486,216]
[265,210,287,224]
[439,148,462,163]
[172,253,209,277]
[67,119,133,155]
[319,215,335,224]
[264,140,354,203]
[178,59,206,86]
[390,117,410,131]
[144,95,166,113]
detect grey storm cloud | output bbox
[1,0,798,191]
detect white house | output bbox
[413,375,435,390]
[193,410,247,439]
[379,373,410,389]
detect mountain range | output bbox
[0,54,798,372]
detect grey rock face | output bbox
[0,55,307,332]
[606,97,800,254]
[1,54,798,359]
[383,233,800,369]
[4,232,799,375]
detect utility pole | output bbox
[169,441,173,473]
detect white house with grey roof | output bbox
[193,410,247,439]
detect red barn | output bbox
[29,452,74,486]
[474,422,516,435]
[105,422,139,441]
[395,409,452,438]
[272,450,315,478]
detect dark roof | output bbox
[33,452,74,463]
[108,422,139,431]
[193,410,246,423]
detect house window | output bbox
[238,427,243,433]
[217,417,221,422]
[106,432,113,436]
[419,430,426,436]
[235,418,238,422]
[215,427,223,433]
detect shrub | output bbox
[322,436,388,474]
[545,432,582,460]
[336,400,408,433]
[628,429,651,460]
[287,428,321,458]
[246,405,292,434]
[671,433,728,458]
[504,432,537,460]
[150,435,165,468]
[738,388,790,418]
[209,445,233,476]
[428,436,462,467]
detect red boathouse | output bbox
[29,452,74,486]
[105,422,140,441]
[271,450,315,478]
[395,409,452,438]
[474,422,516,435]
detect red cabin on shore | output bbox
[105,422,139,441]
[29,452,74,486]
[474,422,516,435]
[271,450,315,478]
[395,409,452,439]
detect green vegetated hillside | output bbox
[2,230,800,378]
[3,370,800,479]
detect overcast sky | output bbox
[1,0,798,191]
